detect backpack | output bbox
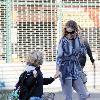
[17,70,37,100]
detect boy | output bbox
[16,50,56,100]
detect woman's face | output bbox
[65,27,77,40]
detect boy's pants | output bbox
[60,77,88,100]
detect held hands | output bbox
[54,70,61,79]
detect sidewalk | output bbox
[54,90,100,100]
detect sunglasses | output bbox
[66,31,75,34]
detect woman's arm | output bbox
[56,38,64,70]
[54,38,64,79]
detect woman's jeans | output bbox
[30,96,43,100]
[60,77,88,100]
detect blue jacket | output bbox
[56,36,87,81]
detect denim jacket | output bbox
[56,36,87,81]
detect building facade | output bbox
[0,0,100,63]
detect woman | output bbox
[55,20,88,100]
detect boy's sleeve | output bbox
[43,77,54,85]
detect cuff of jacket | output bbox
[49,77,55,82]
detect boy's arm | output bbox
[43,77,54,85]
